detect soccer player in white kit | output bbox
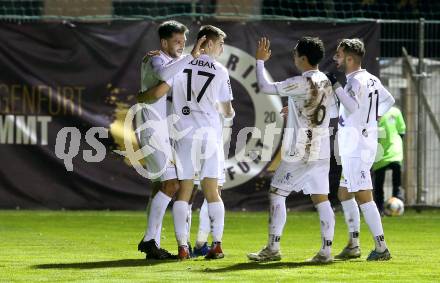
[247,37,339,263]
[328,38,395,261]
[191,115,228,257]
[143,25,234,260]
[136,20,206,259]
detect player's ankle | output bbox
[319,249,331,257]
[375,246,387,253]
[195,241,207,249]
[348,240,359,248]
[267,245,280,252]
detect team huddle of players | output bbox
[136,20,395,262]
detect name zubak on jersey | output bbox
[189,58,216,70]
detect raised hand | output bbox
[142,50,161,63]
[191,35,207,59]
[256,37,272,61]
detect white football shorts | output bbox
[340,156,373,192]
[174,137,220,181]
[270,158,330,196]
[194,136,225,188]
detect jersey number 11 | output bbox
[367,89,379,123]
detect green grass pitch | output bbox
[1,209,439,282]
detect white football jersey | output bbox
[275,70,338,161]
[167,54,233,141]
[140,51,175,121]
[338,69,394,159]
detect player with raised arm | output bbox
[136,20,205,260]
[143,25,234,260]
[247,37,338,263]
[327,38,395,261]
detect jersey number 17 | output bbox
[183,69,215,103]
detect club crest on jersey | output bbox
[189,59,216,70]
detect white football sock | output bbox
[360,201,387,252]
[196,199,210,248]
[143,196,153,241]
[316,200,335,257]
[208,201,225,243]
[144,191,171,244]
[173,200,189,246]
[341,198,360,247]
[186,204,193,243]
[267,193,286,251]
[155,222,162,247]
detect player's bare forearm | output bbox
[223,108,235,119]
[137,82,170,104]
[219,101,235,119]
[137,90,158,104]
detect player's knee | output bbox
[338,187,352,201]
[162,180,179,197]
[337,189,345,201]
[205,191,221,203]
[355,195,368,205]
[188,188,199,204]
[355,190,373,204]
[311,194,328,205]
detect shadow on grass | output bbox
[33,258,176,269]
[200,260,341,272]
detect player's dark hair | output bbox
[295,37,324,66]
[158,21,188,39]
[338,38,365,61]
[197,25,227,42]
